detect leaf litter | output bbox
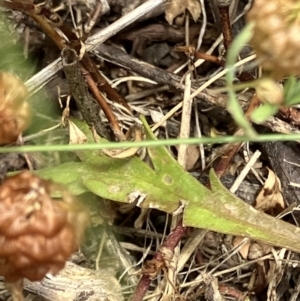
[0,0,300,301]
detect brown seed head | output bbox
[0,171,88,282]
[0,72,31,145]
[247,0,300,79]
[255,78,284,105]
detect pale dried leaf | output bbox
[233,236,251,259]
[150,110,166,126]
[255,168,285,214]
[68,120,87,144]
[203,274,224,301]
[248,260,269,292]
[248,242,272,260]
[203,231,222,248]
[134,208,150,229]
[265,260,277,284]
[102,125,143,158]
[186,144,200,171]
[118,201,137,214]
[174,144,200,171]
[165,0,201,25]
[227,159,244,176]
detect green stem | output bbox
[0,133,300,153]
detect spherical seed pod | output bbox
[247,0,300,79]
[255,78,284,105]
[0,72,31,145]
[0,171,88,282]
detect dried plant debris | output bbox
[165,0,202,25]
[23,261,124,301]
[254,168,285,215]
[1,1,300,301]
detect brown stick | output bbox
[216,0,254,82]
[61,48,111,138]
[7,4,128,139]
[130,221,186,301]
[51,21,130,111]
[80,55,130,111]
[26,11,66,50]
[193,51,225,67]
[218,4,232,52]
[81,66,124,140]
[279,106,300,128]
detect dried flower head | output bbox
[255,78,284,105]
[0,72,31,145]
[247,0,300,79]
[0,171,88,282]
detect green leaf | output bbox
[285,95,300,106]
[81,157,182,213]
[283,76,296,100]
[36,162,89,196]
[65,118,184,213]
[251,103,279,123]
[184,170,300,252]
[0,12,34,79]
[141,116,206,202]
[283,77,300,106]
[35,117,300,254]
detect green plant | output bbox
[31,117,300,254]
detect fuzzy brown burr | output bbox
[0,171,88,282]
[247,0,300,79]
[0,72,31,145]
